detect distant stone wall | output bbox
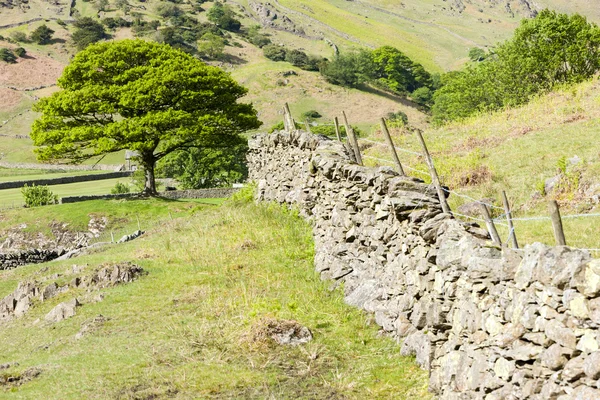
[0,161,123,172]
[0,171,132,190]
[248,129,600,399]
[0,249,65,270]
[60,188,239,204]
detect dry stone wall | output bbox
[247,129,600,400]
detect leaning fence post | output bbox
[501,190,519,249]
[380,118,405,176]
[333,117,342,142]
[284,103,295,130]
[480,203,502,245]
[549,200,567,246]
[414,129,451,215]
[342,111,363,166]
[304,119,312,133]
[282,106,289,131]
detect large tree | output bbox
[31,39,260,194]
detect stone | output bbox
[583,351,600,379]
[589,297,600,325]
[576,332,599,353]
[571,259,600,297]
[564,290,590,319]
[400,331,432,370]
[545,319,577,350]
[562,355,585,382]
[494,357,515,381]
[44,298,80,323]
[540,344,568,370]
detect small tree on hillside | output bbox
[0,48,17,63]
[30,24,55,45]
[72,17,108,50]
[31,40,260,195]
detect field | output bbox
[360,78,600,253]
[0,197,430,399]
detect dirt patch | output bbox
[0,87,27,111]
[0,51,64,90]
[456,164,493,187]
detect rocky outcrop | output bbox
[248,129,600,399]
[249,1,306,36]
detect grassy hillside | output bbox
[362,78,600,253]
[0,197,430,399]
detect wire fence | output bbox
[357,135,600,255]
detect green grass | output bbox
[0,169,106,182]
[0,198,430,399]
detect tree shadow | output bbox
[219,53,248,66]
[49,38,67,44]
[356,83,421,109]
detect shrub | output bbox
[285,49,309,67]
[263,44,286,61]
[72,17,108,50]
[0,48,16,63]
[14,47,26,57]
[10,31,28,43]
[302,110,321,120]
[30,24,55,45]
[111,181,131,194]
[385,110,408,127]
[21,184,59,207]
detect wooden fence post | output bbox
[480,203,502,245]
[282,106,289,131]
[342,111,363,166]
[501,190,519,249]
[380,118,405,176]
[414,129,451,215]
[304,119,312,133]
[549,200,567,246]
[284,103,295,130]
[333,117,342,142]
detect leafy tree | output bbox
[31,40,261,194]
[433,10,600,124]
[319,49,374,87]
[72,17,108,50]
[198,32,226,59]
[30,24,55,45]
[158,144,248,189]
[21,184,58,207]
[10,31,28,43]
[207,2,241,32]
[156,3,183,18]
[263,44,286,61]
[102,17,132,29]
[371,46,432,94]
[0,48,16,63]
[247,25,271,48]
[94,0,109,12]
[411,87,433,108]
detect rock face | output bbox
[247,129,600,399]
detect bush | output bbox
[10,31,28,43]
[111,181,131,194]
[247,25,271,48]
[0,48,16,63]
[102,17,132,29]
[411,87,433,107]
[263,44,286,61]
[30,24,55,45]
[285,49,308,67]
[14,47,26,57]
[385,110,408,127]
[21,184,59,207]
[302,110,321,120]
[72,17,108,50]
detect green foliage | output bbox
[21,184,58,207]
[385,110,408,127]
[207,2,241,32]
[102,17,132,29]
[14,47,26,57]
[110,181,131,194]
[94,0,109,12]
[158,144,248,189]
[197,32,225,59]
[370,46,432,95]
[30,24,55,45]
[156,3,183,18]
[285,49,308,67]
[411,87,433,108]
[57,19,67,27]
[302,110,321,120]
[262,44,286,61]
[319,49,374,87]
[0,48,16,63]
[468,47,487,62]
[72,17,108,50]
[10,31,28,43]
[557,156,568,175]
[433,10,600,124]
[31,40,261,195]
[227,182,256,204]
[246,25,271,48]
[268,121,302,133]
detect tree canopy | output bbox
[31,40,261,194]
[432,10,600,124]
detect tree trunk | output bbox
[141,155,157,196]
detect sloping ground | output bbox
[0,198,430,399]
[362,78,600,250]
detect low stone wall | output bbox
[248,129,600,399]
[0,249,66,270]
[60,188,240,204]
[0,171,132,190]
